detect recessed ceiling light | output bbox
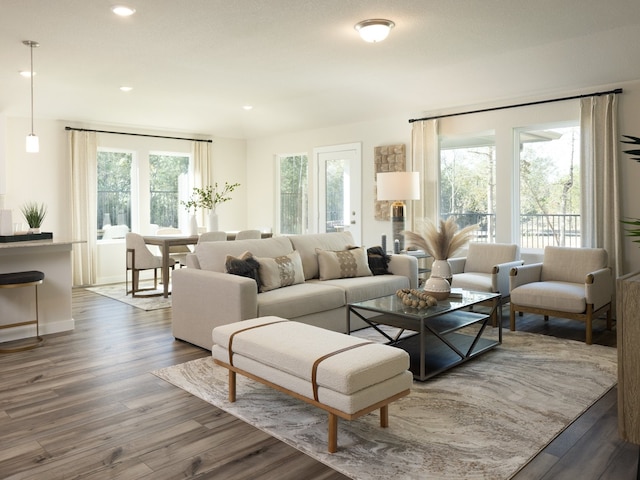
[119,86,133,92]
[354,19,395,43]
[111,5,136,16]
[19,71,36,77]
[242,105,253,111]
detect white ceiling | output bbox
[2,0,640,139]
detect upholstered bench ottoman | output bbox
[212,316,412,453]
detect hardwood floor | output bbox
[0,289,636,479]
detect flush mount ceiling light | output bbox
[354,19,395,43]
[119,86,133,92]
[23,40,39,153]
[111,5,136,16]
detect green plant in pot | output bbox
[21,202,47,234]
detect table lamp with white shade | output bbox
[376,171,420,251]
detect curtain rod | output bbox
[408,87,623,124]
[64,126,212,143]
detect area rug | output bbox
[152,329,617,480]
[86,282,171,310]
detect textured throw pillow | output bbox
[316,246,373,280]
[255,250,305,292]
[225,251,261,292]
[367,245,391,275]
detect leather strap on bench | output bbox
[227,319,289,366]
[311,342,373,402]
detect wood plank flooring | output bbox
[0,288,636,479]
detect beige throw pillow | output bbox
[256,250,305,292]
[316,247,373,280]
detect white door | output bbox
[315,143,362,245]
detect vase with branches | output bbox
[403,217,478,299]
[181,181,240,232]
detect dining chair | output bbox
[235,229,261,240]
[198,231,227,243]
[126,232,176,297]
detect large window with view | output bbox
[277,154,308,235]
[518,125,580,248]
[439,133,496,242]
[149,153,190,229]
[97,150,133,239]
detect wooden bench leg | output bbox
[380,405,389,428]
[229,370,236,403]
[328,413,338,453]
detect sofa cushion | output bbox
[256,250,305,292]
[196,236,293,272]
[289,232,356,280]
[309,274,409,304]
[257,282,346,318]
[225,251,261,292]
[316,246,372,280]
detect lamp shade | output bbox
[376,172,420,201]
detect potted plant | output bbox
[181,181,240,232]
[21,202,47,234]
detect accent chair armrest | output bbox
[448,257,466,275]
[493,260,525,296]
[509,263,543,292]
[387,254,419,289]
[585,267,613,310]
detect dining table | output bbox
[142,234,199,298]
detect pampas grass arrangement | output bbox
[403,217,478,260]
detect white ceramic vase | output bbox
[423,259,452,300]
[207,210,218,232]
[189,214,198,236]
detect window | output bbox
[439,133,496,242]
[149,153,190,228]
[276,154,308,235]
[518,125,580,248]
[97,150,133,237]
[97,147,192,239]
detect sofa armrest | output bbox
[387,254,419,289]
[509,263,543,292]
[171,268,258,350]
[585,267,613,310]
[448,257,466,275]
[493,260,525,296]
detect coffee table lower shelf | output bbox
[390,331,499,380]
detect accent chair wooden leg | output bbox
[510,305,516,331]
[606,307,613,330]
[380,405,389,428]
[328,413,338,453]
[586,305,593,345]
[229,370,236,403]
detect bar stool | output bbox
[0,270,45,352]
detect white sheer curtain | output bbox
[192,141,212,225]
[69,130,97,286]
[410,119,439,229]
[580,94,622,282]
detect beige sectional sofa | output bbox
[171,232,418,350]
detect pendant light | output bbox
[23,40,40,153]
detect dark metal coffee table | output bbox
[348,290,501,381]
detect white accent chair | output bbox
[156,227,191,267]
[126,232,176,297]
[449,243,523,322]
[198,231,227,243]
[235,229,261,240]
[509,246,613,345]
